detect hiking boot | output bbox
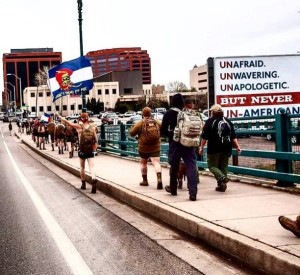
[91,179,97,194]
[140,180,149,186]
[165,185,177,196]
[189,195,197,201]
[140,174,148,186]
[215,177,228,192]
[157,181,163,190]
[278,216,300,237]
[80,181,86,190]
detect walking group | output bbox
[129,93,300,238]
[24,113,99,194]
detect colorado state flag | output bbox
[47,56,94,102]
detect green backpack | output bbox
[80,125,96,154]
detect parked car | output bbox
[265,123,300,145]
[97,111,107,119]
[121,111,136,118]
[154,108,167,114]
[126,115,142,125]
[28,112,38,119]
[152,112,164,120]
[87,110,94,116]
[66,113,80,120]
[101,113,120,125]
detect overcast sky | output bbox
[1,0,300,92]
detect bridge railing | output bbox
[98,111,300,187]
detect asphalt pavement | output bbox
[17,131,300,275]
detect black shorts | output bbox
[139,151,160,159]
[78,150,94,159]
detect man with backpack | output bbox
[129,107,163,189]
[199,104,241,192]
[161,93,199,201]
[56,112,98,193]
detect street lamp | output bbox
[7,73,23,119]
[77,0,86,112]
[5,82,16,114]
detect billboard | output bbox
[213,54,300,118]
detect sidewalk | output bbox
[18,133,300,274]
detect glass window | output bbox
[55,105,59,111]
[112,89,117,94]
[39,106,44,112]
[30,93,35,97]
[47,106,51,112]
[46,92,51,97]
[105,89,109,95]
[98,89,102,95]
[63,105,67,111]
[38,92,43,97]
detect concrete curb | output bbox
[20,136,300,274]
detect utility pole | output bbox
[77,0,86,112]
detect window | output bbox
[32,107,36,112]
[39,106,44,112]
[98,89,102,95]
[46,92,51,97]
[47,106,51,112]
[70,105,75,111]
[55,105,59,111]
[39,92,43,97]
[124,88,133,94]
[112,89,117,94]
[105,89,109,95]
[30,92,35,97]
[63,105,67,111]
[78,104,82,111]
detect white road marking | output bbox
[2,130,93,275]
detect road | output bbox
[0,122,259,275]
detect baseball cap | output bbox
[209,104,223,113]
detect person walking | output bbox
[160,93,198,201]
[56,113,98,193]
[38,121,46,150]
[198,104,241,192]
[55,119,65,154]
[129,107,163,189]
[65,123,76,158]
[8,121,12,136]
[278,215,300,237]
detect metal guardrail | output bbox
[98,112,300,186]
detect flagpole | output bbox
[77,0,86,113]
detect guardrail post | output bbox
[275,109,294,187]
[120,123,127,156]
[100,124,106,152]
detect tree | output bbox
[167,81,188,93]
[34,66,49,114]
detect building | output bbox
[189,64,208,93]
[86,47,151,85]
[2,48,62,108]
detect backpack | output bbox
[212,117,232,144]
[55,123,65,139]
[172,108,203,147]
[141,117,160,144]
[80,125,96,154]
[65,125,75,137]
[47,122,55,135]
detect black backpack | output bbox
[212,117,232,144]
